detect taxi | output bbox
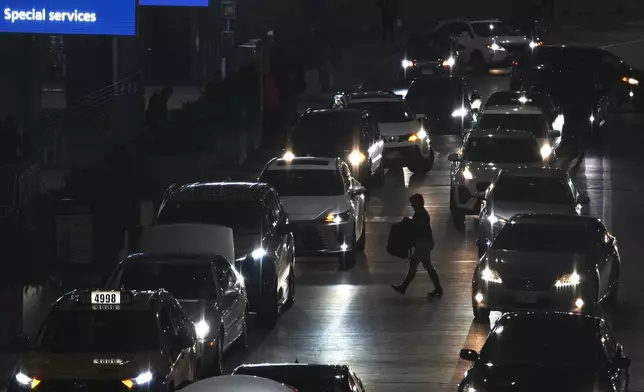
[8,289,202,392]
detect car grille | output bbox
[385,134,412,143]
[293,224,326,251]
[37,380,128,391]
[504,278,553,291]
[475,182,491,192]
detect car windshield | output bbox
[234,367,344,392]
[492,222,605,253]
[463,137,542,163]
[480,316,600,368]
[531,48,600,69]
[406,35,451,59]
[494,176,573,204]
[478,114,549,137]
[291,112,363,153]
[485,94,551,114]
[260,170,345,196]
[348,101,414,123]
[116,263,218,299]
[156,199,261,234]
[471,22,517,37]
[36,310,158,353]
[405,79,464,107]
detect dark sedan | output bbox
[400,33,459,81]
[484,90,564,132]
[459,312,631,392]
[405,76,481,135]
[233,363,367,392]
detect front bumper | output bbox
[474,279,589,313]
[291,219,355,256]
[8,378,165,392]
[382,138,430,166]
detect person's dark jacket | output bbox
[409,208,434,247]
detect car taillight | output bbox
[512,61,519,67]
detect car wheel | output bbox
[469,51,487,74]
[356,207,367,252]
[408,149,434,174]
[259,287,279,329]
[285,263,296,307]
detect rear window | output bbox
[492,222,606,253]
[347,101,414,123]
[405,79,463,107]
[36,310,158,353]
[477,113,549,137]
[471,22,517,37]
[260,169,345,196]
[494,176,573,204]
[292,113,363,152]
[116,263,218,299]
[157,199,261,234]
[463,137,542,163]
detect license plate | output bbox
[91,291,121,305]
[422,69,434,75]
[516,292,537,304]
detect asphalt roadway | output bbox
[223,33,644,391]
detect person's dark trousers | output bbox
[398,256,442,293]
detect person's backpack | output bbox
[387,219,413,259]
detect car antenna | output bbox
[295,359,299,363]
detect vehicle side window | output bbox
[215,258,237,291]
[454,22,471,37]
[339,167,351,191]
[268,192,283,223]
[263,195,278,229]
[169,300,194,341]
[159,305,179,344]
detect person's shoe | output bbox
[428,289,443,298]
[391,285,406,295]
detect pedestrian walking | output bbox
[391,194,443,297]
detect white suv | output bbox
[432,19,538,72]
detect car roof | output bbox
[498,311,601,330]
[467,129,537,139]
[121,253,218,265]
[54,289,168,312]
[266,157,339,171]
[482,105,544,115]
[304,108,364,117]
[487,91,552,103]
[508,213,603,226]
[347,90,400,100]
[140,224,235,262]
[499,166,568,179]
[233,363,348,377]
[538,44,602,53]
[182,375,296,392]
[469,19,502,24]
[170,182,271,201]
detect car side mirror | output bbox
[549,130,562,138]
[578,195,590,205]
[611,357,631,370]
[448,153,459,162]
[10,335,30,353]
[415,113,426,120]
[460,349,479,362]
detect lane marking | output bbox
[601,38,644,49]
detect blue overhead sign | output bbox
[1,0,136,35]
[139,0,208,6]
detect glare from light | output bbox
[402,59,414,69]
[251,248,267,259]
[340,243,348,251]
[489,24,494,30]
[474,292,484,303]
[452,107,468,117]
[487,215,498,225]
[283,151,295,161]
[630,91,634,97]
[495,326,503,334]
[134,371,153,385]
[471,99,482,110]
[552,114,565,132]
[442,57,456,67]
[467,386,477,392]
[462,167,473,180]
[348,150,366,166]
[575,298,584,309]
[623,76,639,85]
[518,96,528,104]
[15,373,31,386]
[416,129,427,139]
[555,272,581,287]
[194,320,210,339]
[540,143,553,160]
[325,213,344,224]
[589,115,595,123]
[529,41,538,48]
[485,362,494,367]
[481,267,502,283]
[489,43,505,51]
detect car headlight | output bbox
[194,320,211,339]
[481,267,502,283]
[402,59,414,69]
[452,107,468,117]
[251,248,267,259]
[283,151,295,161]
[471,99,482,110]
[348,150,366,166]
[623,76,639,85]
[540,143,553,160]
[15,373,40,389]
[122,371,153,388]
[462,383,483,392]
[408,128,427,142]
[442,57,455,67]
[589,115,595,123]
[488,43,505,51]
[529,41,542,48]
[325,210,351,224]
[487,215,506,225]
[555,272,581,287]
[462,167,474,180]
[552,114,565,132]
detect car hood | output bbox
[18,351,168,380]
[469,364,599,392]
[462,161,544,182]
[378,120,421,137]
[485,249,591,279]
[491,201,576,221]
[280,195,351,221]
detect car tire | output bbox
[211,330,224,376]
[259,287,279,329]
[469,51,487,74]
[356,208,367,252]
[408,149,434,175]
[285,263,296,307]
